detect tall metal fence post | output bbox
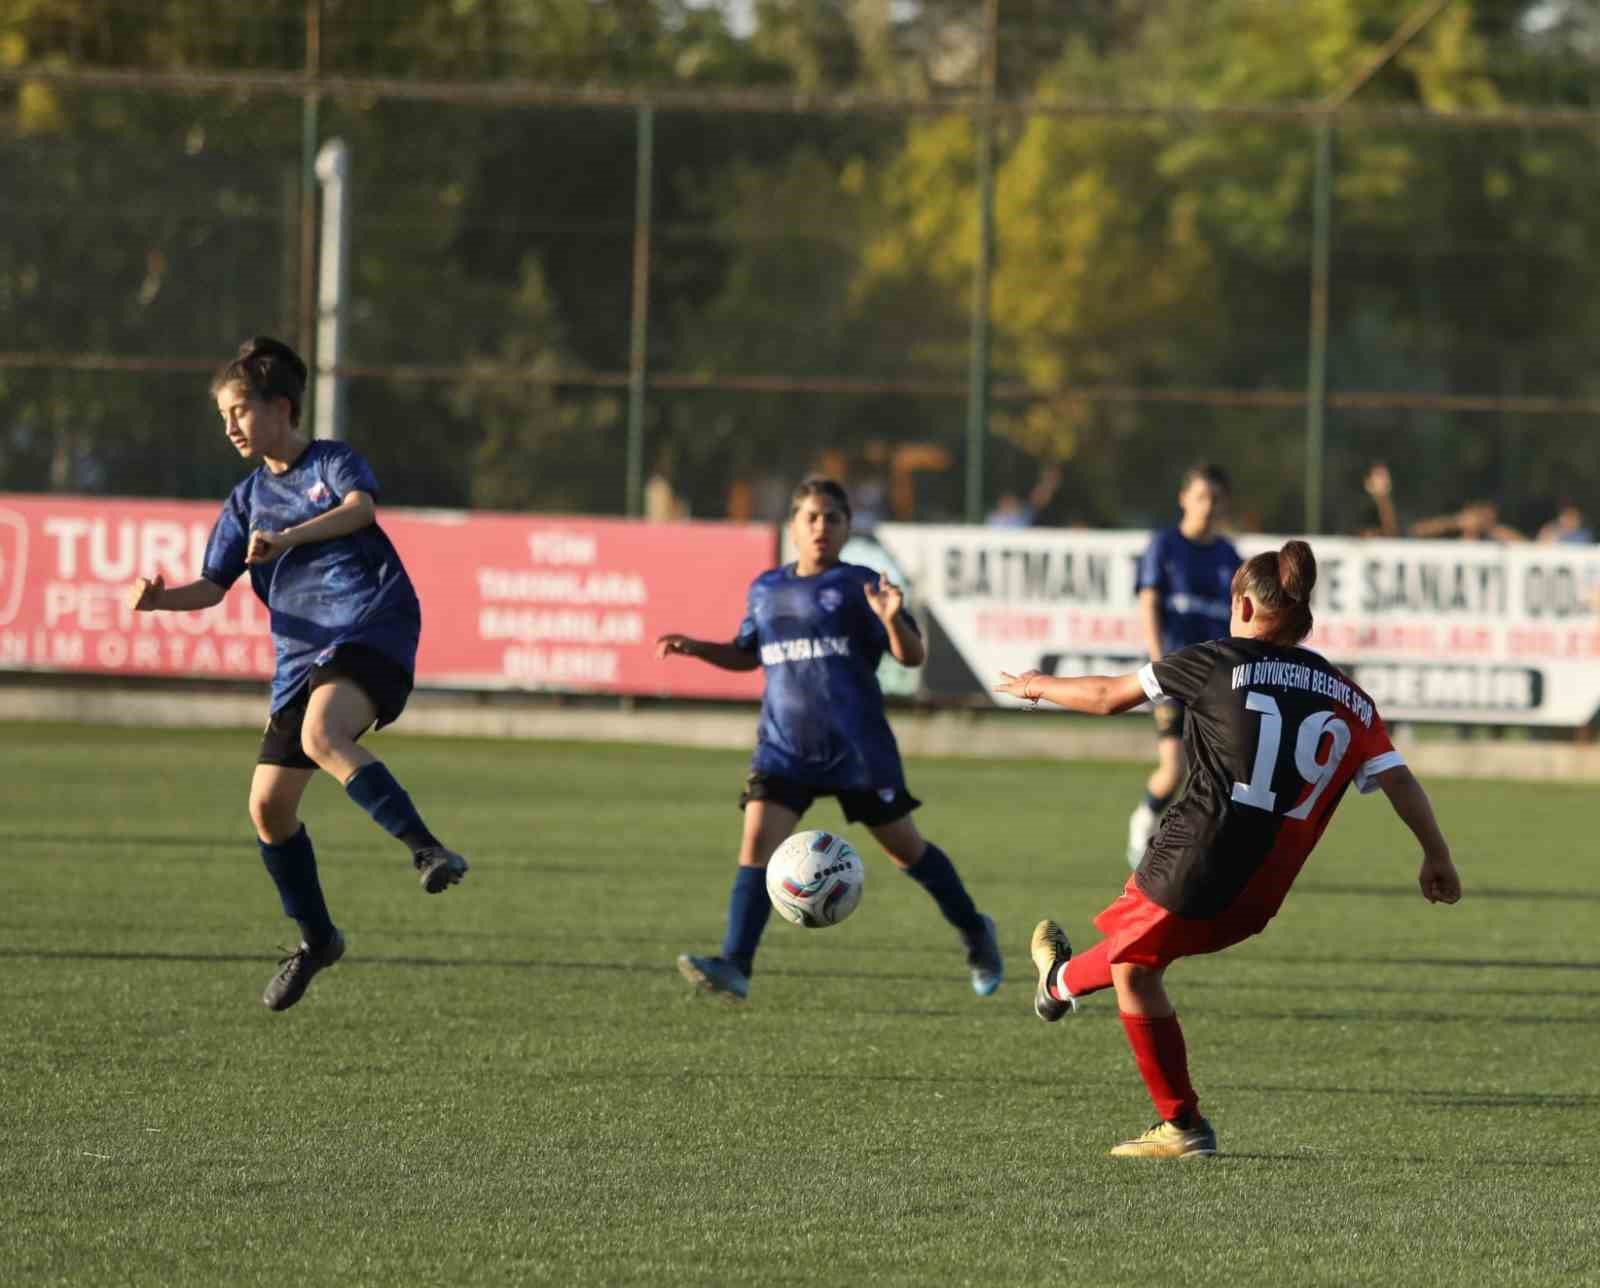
[964,0,999,525]
[298,0,321,426]
[313,139,350,442]
[626,104,655,519]
[1305,116,1335,534]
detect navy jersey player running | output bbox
[996,540,1461,1158]
[127,337,467,1012]
[657,477,1003,1002]
[1126,464,1243,868]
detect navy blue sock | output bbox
[904,843,984,940]
[258,825,336,946]
[344,761,440,854]
[1145,791,1173,814]
[720,865,771,978]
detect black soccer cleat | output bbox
[262,929,346,1012]
[414,845,469,894]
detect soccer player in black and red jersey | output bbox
[995,539,1461,1158]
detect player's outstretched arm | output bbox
[994,669,1147,716]
[126,575,227,613]
[1374,765,1461,905]
[655,635,761,672]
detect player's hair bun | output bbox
[209,335,308,426]
[239,336,309,388]
[1277,540,1317,605]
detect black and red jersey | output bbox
[1136,638,1403,920]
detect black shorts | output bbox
[1153,701,1185,740]
[739,771,921,828]
[257,644,415,770]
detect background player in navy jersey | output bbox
[127,337,467,1012]
[656,476,1003,1003]
[1126,464,1243,868]
[996,540,1460,1158]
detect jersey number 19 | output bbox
[1230,692,1351,820]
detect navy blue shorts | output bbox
[257,644,414,770]
[739,771,921,827]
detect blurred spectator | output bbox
[986,463,1063,528]
[645,453,689,521]
[1360,462,1401,537]
[1410,501,1525,542]
[1538,500,1593,545]
[851,476,890,535]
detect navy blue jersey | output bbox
[735,562,916,792]
[1135,527,1243,655]
[201,441,422,713]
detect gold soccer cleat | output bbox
[1108,1117,1218,1159]
[1029,919,1075,1022]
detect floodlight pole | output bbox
[314,138,350,441]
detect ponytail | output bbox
[1232,539,1317,645]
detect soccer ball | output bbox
[766,830,864,929]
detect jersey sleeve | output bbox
[1351,716,1405,794]
[1135,532,1167,594]
[200,491,249,590]
[325,444,381,501]
[1139,642,1216,705]
[733,581,761,654]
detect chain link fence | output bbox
[4,1,1600,536]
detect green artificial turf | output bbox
[4,724,1596,1286]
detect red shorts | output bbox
[1091,875,1283,969]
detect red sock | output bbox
[1120,1012,1199,1123]
[1059,940,1113,999]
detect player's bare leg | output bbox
[737,797,800,869]
[305,677,467,892]
[679,799,799,1002]
[301,676,378,783]
[871,816,1002,996]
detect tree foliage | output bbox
[4,1,1599,529]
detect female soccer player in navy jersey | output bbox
[127,337,467,1012]
[996,539,1461,1158]
[656,476,1003,1003]
[1126,464,1243,868]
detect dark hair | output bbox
[1231,539,1317,645]
[1181,462,1232,495]
[789,476,851,520]
[210,336,308,426]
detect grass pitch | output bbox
[4,723,1598,1286]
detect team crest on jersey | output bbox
[306,481,332,504]
[818,587,843,613]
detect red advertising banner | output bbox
[0,494,769,701]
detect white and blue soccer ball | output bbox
[766,830,864,929]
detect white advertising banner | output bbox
[874,524,1600,726]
